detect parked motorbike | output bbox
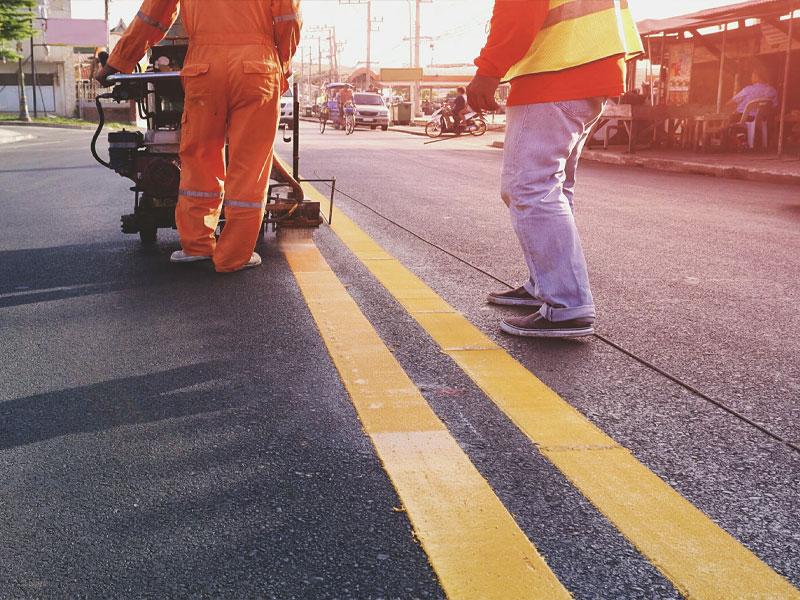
[425,106,487,138]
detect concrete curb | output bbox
[0,129,34,145]
[0,120,97,131]
[298,116,429,137]
[489,141,800,186]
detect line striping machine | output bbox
[90,21,333,247]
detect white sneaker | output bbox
[235,252,262,271]
[170,250,211,263]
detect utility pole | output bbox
[366,0,372,89]
[105,0,111,48]
[309,25,336,84]
[339,0,381,90]
[336,41,346,82]
[317,36,322,79]
[328,29,335,81]
[404,0,432,117]
[331,28,340,81]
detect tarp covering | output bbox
[637,0,797,36]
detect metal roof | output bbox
[637,0,797,36]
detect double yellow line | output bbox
[279,169,799,599]
[281,238,570,598]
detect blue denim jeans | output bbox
[501,98,605,322]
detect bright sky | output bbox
[70,0,746,67]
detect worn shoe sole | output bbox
[487,294,544,307]
[235,254,262,271]
[170,252,211,263]
[500,320,594,338]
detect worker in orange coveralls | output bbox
[96,0,302,272]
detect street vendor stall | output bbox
[631,0,799,155]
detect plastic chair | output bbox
[734,99,772,150]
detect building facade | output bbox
[0,0,78,117]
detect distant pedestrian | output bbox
[467,0,642,337]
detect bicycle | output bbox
[343,102,356,135]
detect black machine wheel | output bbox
[319,115,327,134]
[381,125,388,131]
[255,220,267,249]
[139,225,157,245]
[370,125,377,130]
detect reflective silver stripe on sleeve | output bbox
[136,10,169,33]
[274,12,301,23]
[179,189,223,199]
[224,199,266,209]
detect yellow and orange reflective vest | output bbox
[502,0,643,82]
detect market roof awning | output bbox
[637,0,797,36]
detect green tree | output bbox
[1,0,37,121]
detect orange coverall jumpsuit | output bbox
[107,0,302,272]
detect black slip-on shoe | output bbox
[487,286,544,308]
[501,312,594,338]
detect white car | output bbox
[280,89,294,125]
[353,93,390,130]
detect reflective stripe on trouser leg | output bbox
[223,199,266,209]
[176,87,226,256]
[214,81,281,273]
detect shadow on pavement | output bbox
[0,241,210,309]
[0,164,102,175]
[0,362,232,451]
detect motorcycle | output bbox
[425,105,487,138]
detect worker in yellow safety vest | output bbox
[469,0,642,338]
[97,0,302,272]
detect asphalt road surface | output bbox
[1,124,798,599]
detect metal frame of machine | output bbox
[90,35,334,246]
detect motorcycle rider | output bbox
[96,0,302,273]
[452,86,468,133]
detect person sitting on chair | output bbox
[724,68,778,149]
[725,68,778,123]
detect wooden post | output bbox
[658,33,666,104]
[777,2,795,157]
[647,36,655,106]
[716,23,728,113]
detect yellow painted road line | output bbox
[279,236,571,600]
[292,173,800,600]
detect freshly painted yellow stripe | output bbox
[279,238,571,600]
[292,172,800,600]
